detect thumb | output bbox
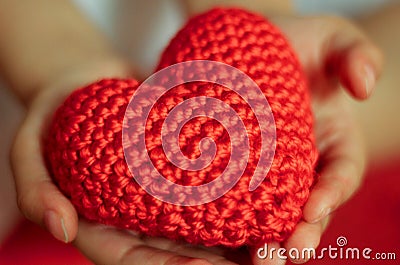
[323,16,384,100]
[10,59,136,243]
[272,15,384,100]
[11,90,78,243]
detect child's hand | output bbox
[9,60,133,244]
[10,60,238,265]
[10,14,383,265]
[249,15,383,265]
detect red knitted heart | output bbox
[45,8,318,247]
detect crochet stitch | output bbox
[45,8,318,247]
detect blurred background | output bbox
[0,0,399,264]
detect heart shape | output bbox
[45,8,318,247]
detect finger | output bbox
[75,221,238,265]
[324,16,384,99]
[11,95,78,243]
[303,112,365,224]
[271,15,383,100]
[283,216,330,264]
[250,242,286,265]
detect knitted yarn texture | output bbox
[45,8,318,247]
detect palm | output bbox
[75,220,237,265]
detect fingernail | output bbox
[363,64,376,97]
[44,210,69,243]
[310,208,331,224]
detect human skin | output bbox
[0,0,394,265]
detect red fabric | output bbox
[45,8,317,247]
[0,221,92,265]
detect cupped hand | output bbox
[11,14,383,265]
[10,60,239,265]
[249,15,383,265]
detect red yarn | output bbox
[45,8,318,247]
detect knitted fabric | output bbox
[45,8,318,247]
